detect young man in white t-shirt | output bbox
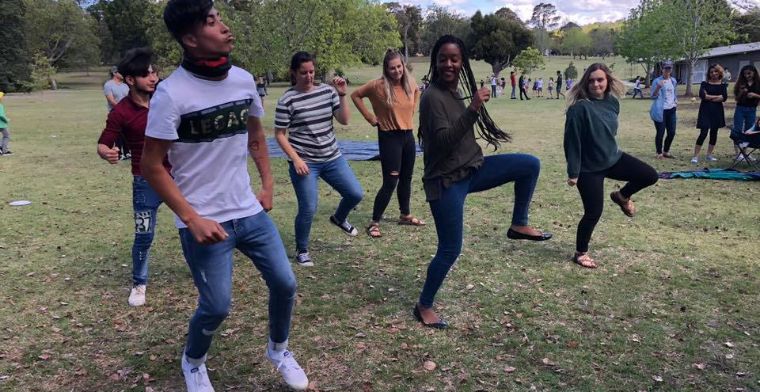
[141,1,308,390]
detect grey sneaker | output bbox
[706,155,718,162]
[267,349,309,391]
[295,251,313,267]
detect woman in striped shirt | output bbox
[275,52,364,267]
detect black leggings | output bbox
[575,152,658,253]
[654,108,677,154]
[372,130,416,222]
[696,127,719,146]
[519,87,529,100]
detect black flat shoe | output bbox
[413,305,448,329]
[506,228,553,241]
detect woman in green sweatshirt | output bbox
[563,64,658,268]
[413,35,551,329]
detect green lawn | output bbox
[0,60,758,391]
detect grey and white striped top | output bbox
[275,84,341,162]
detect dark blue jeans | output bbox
[289,156,364,252]
[132,175,163,285]
[733,105,757,136]
[418,154,541,308]
[654,107,677,154]
[178,212,296,360]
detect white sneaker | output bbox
[182,354,214,392]
[128,285,146,307]
[735,154,746,162]
[690,157,698,164]
[706,155,718,162]
[267,348,309,391]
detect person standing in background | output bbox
[510,71,517,99]
[104,66,131,160]
[691,64,727,164]
[0,92,12,155]
[650,60,678,159]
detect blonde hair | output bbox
[381,49,415,106]
[707,64,724,81]
[566,63,626,108]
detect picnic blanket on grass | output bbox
[659,168,760,181]
[267,138,421,161]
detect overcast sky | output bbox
[407,0,760,25]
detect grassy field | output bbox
[0,58,758,391]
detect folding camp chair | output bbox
[728,128,760,171]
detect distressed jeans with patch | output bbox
[132,175,163,285]
[178,212,297,360]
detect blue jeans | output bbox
[418,154,541,308]
[288,156,364,252]
[132,176,163,285]
[733,105,757,136]
[178,212,296,359]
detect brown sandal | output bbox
[573,252,597,269]
[610,191,635,217]
[366,223,382,238]
[398,215,426,226]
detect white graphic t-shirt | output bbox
[146,66,264,228]
[662,78,677,109]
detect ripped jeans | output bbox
[131,175,163,285]
[178,212,297,360]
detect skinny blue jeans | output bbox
[419,154,541,308]
[179,212,296,360]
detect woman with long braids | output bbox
[351,49,423,238]
[564,64,659,269]
[413,35,552,329]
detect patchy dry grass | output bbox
[0,63,758,391]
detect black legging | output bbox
[696,127,719,146]
[372,130,415,222]
[575,152,658,253]
[519,87,529,100]
[654,108,677,154]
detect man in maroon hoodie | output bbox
[96,47,170,307]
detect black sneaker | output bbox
[295,251,313,267]
[329,215,358,236]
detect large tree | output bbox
[468,11,533,77]
[562,28,591,59]
[0,0,30,91]
[150,0,399,80]
[385,2,423,59]
[662,0,735,96]
[529,2,561,53]
[730,6,760,43]
[616,0,675,87]
[420,6,470,56]
[589,27,616,58]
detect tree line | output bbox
[0,0,758,93]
